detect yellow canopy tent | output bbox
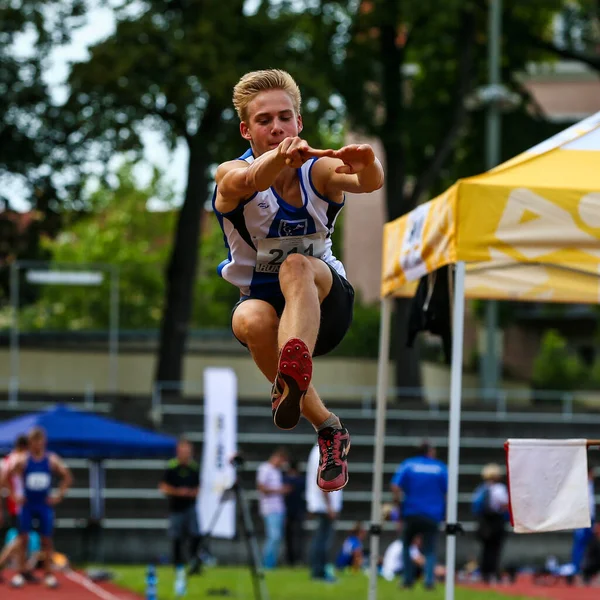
[367,111,600,600]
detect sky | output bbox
[8,2,189,212]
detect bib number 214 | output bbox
[268,244,314,267]
[255,233,325,274]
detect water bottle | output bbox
[174,565,187,597]
[146,565,158,600]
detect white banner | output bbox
[400,202,431,281]
[197,368,238,539]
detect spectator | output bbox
[0,435,29,582]
[335,521,366,572]
[306,443,342,582]
[381,536,422,582]
[571,464,595,574]
[159,438,202,575]
[283,458,305,566]
[582,522,600,585]
[391,440,447,590]
[256,447,288,569]
[381,534,447,583]
[471,463,509,584]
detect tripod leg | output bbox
[201,488,235,560]
[236,485,270,600]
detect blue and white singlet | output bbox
[23,454,52,506]
[213,149,346,299]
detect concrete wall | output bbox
[1,348,529,403]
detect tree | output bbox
[63,1,343,387]
[317,0,565,393]
[18,164,177,331]
[18,165,242,332]
[0,0,87,300]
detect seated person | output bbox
[381,536,423,582]
[381,535,446,582]
[335,522,366,571]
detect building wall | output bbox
[0,348,521,403]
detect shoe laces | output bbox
[319,429,341,469]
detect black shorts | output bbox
[231,262,354,357]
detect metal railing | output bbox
[0,377,109,412]
[150,379,600,425]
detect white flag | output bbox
[505,439,591,534]
[197,368,238,539]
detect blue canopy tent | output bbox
[0,404,177,520]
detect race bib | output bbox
[26,472,51,491]
[255,232,326,274]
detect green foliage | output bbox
[63,1,344,176]
[332,295,381,358]
[0,0,86,200]
[194,221,240,328]
[532,329,588,391]
[18,165,177,331]
[16,166,247,332]
[589,356,600,390]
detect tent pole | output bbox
[367,296,393,600]
[445,261,466,600]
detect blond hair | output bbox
[232,69,301,121]
[481,463,502,481]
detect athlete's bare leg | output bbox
[276,254,331,352]
[41,536,57,587]
[0,537,19,569]
[232,254,350,492]
[232,298,330,427]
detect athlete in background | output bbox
[8,427,72,588]
[0,435,29,582]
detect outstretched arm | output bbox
[311,144,384,199]
[215,137,332,213]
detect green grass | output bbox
[108,566,536,600]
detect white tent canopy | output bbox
[367,111,600,600]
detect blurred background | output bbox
[1,0,600,597]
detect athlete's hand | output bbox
[328,144,376,174]
[14,495,25,507]
[277,137,333,168]
[47,493,63,506]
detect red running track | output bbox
[0,570,142,600]
[464,574,600,600]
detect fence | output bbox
[149,379,600,425]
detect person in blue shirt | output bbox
[7,427,72,589]
[571,464,595,575]
[335,522,366,571]
[391,440,448,590]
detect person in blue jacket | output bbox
[391,440,447,590]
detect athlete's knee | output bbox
[233,305,278,347]
[279,253,313,286]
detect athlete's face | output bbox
[241,89,303,156]
[177,441,192,463]
[29,435,45,455]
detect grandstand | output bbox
[2,394,597,567]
